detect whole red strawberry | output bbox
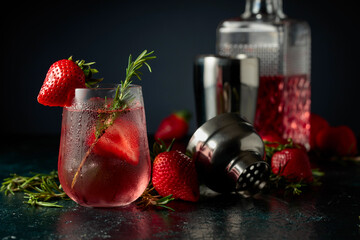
[37,57,102,107]
[155,110,191,141]
[316,125,358,156]
[310,113,330,150]
[152,150,199,202]
[271,148,313,183]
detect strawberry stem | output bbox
[151,138,176,160]
[174,110,191,122]
[68,56,103,88]
[264,138,299,160]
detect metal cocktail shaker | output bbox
[193,55,259,126]
[187,113,269,196]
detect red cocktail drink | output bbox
[58,86,151,207]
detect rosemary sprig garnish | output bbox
[1,171,68,208]
[94,50,156,140]
[71,50,156,189]
[114,50,155,110]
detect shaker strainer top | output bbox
[227,151,269,196]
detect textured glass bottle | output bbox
[216,0,311,149]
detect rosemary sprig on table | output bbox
[1,171,68,208]
[71,50,156,189]
[137,183,175,211]
[1,170,176,210]
[136,140,177,211]
[268,169,323,196]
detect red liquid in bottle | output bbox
[254,75,311,148]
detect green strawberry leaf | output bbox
[151,138,175,160]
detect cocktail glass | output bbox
[58,85,151,207]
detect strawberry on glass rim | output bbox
[37,57,103,107]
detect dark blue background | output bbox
[1,0,359,137]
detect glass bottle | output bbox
[216,0,311,149]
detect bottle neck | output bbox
[242,0,285,20]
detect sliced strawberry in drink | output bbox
[89,117,140,165]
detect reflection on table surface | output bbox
[1,135,360,239]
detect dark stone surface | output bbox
[1,135,360,239]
